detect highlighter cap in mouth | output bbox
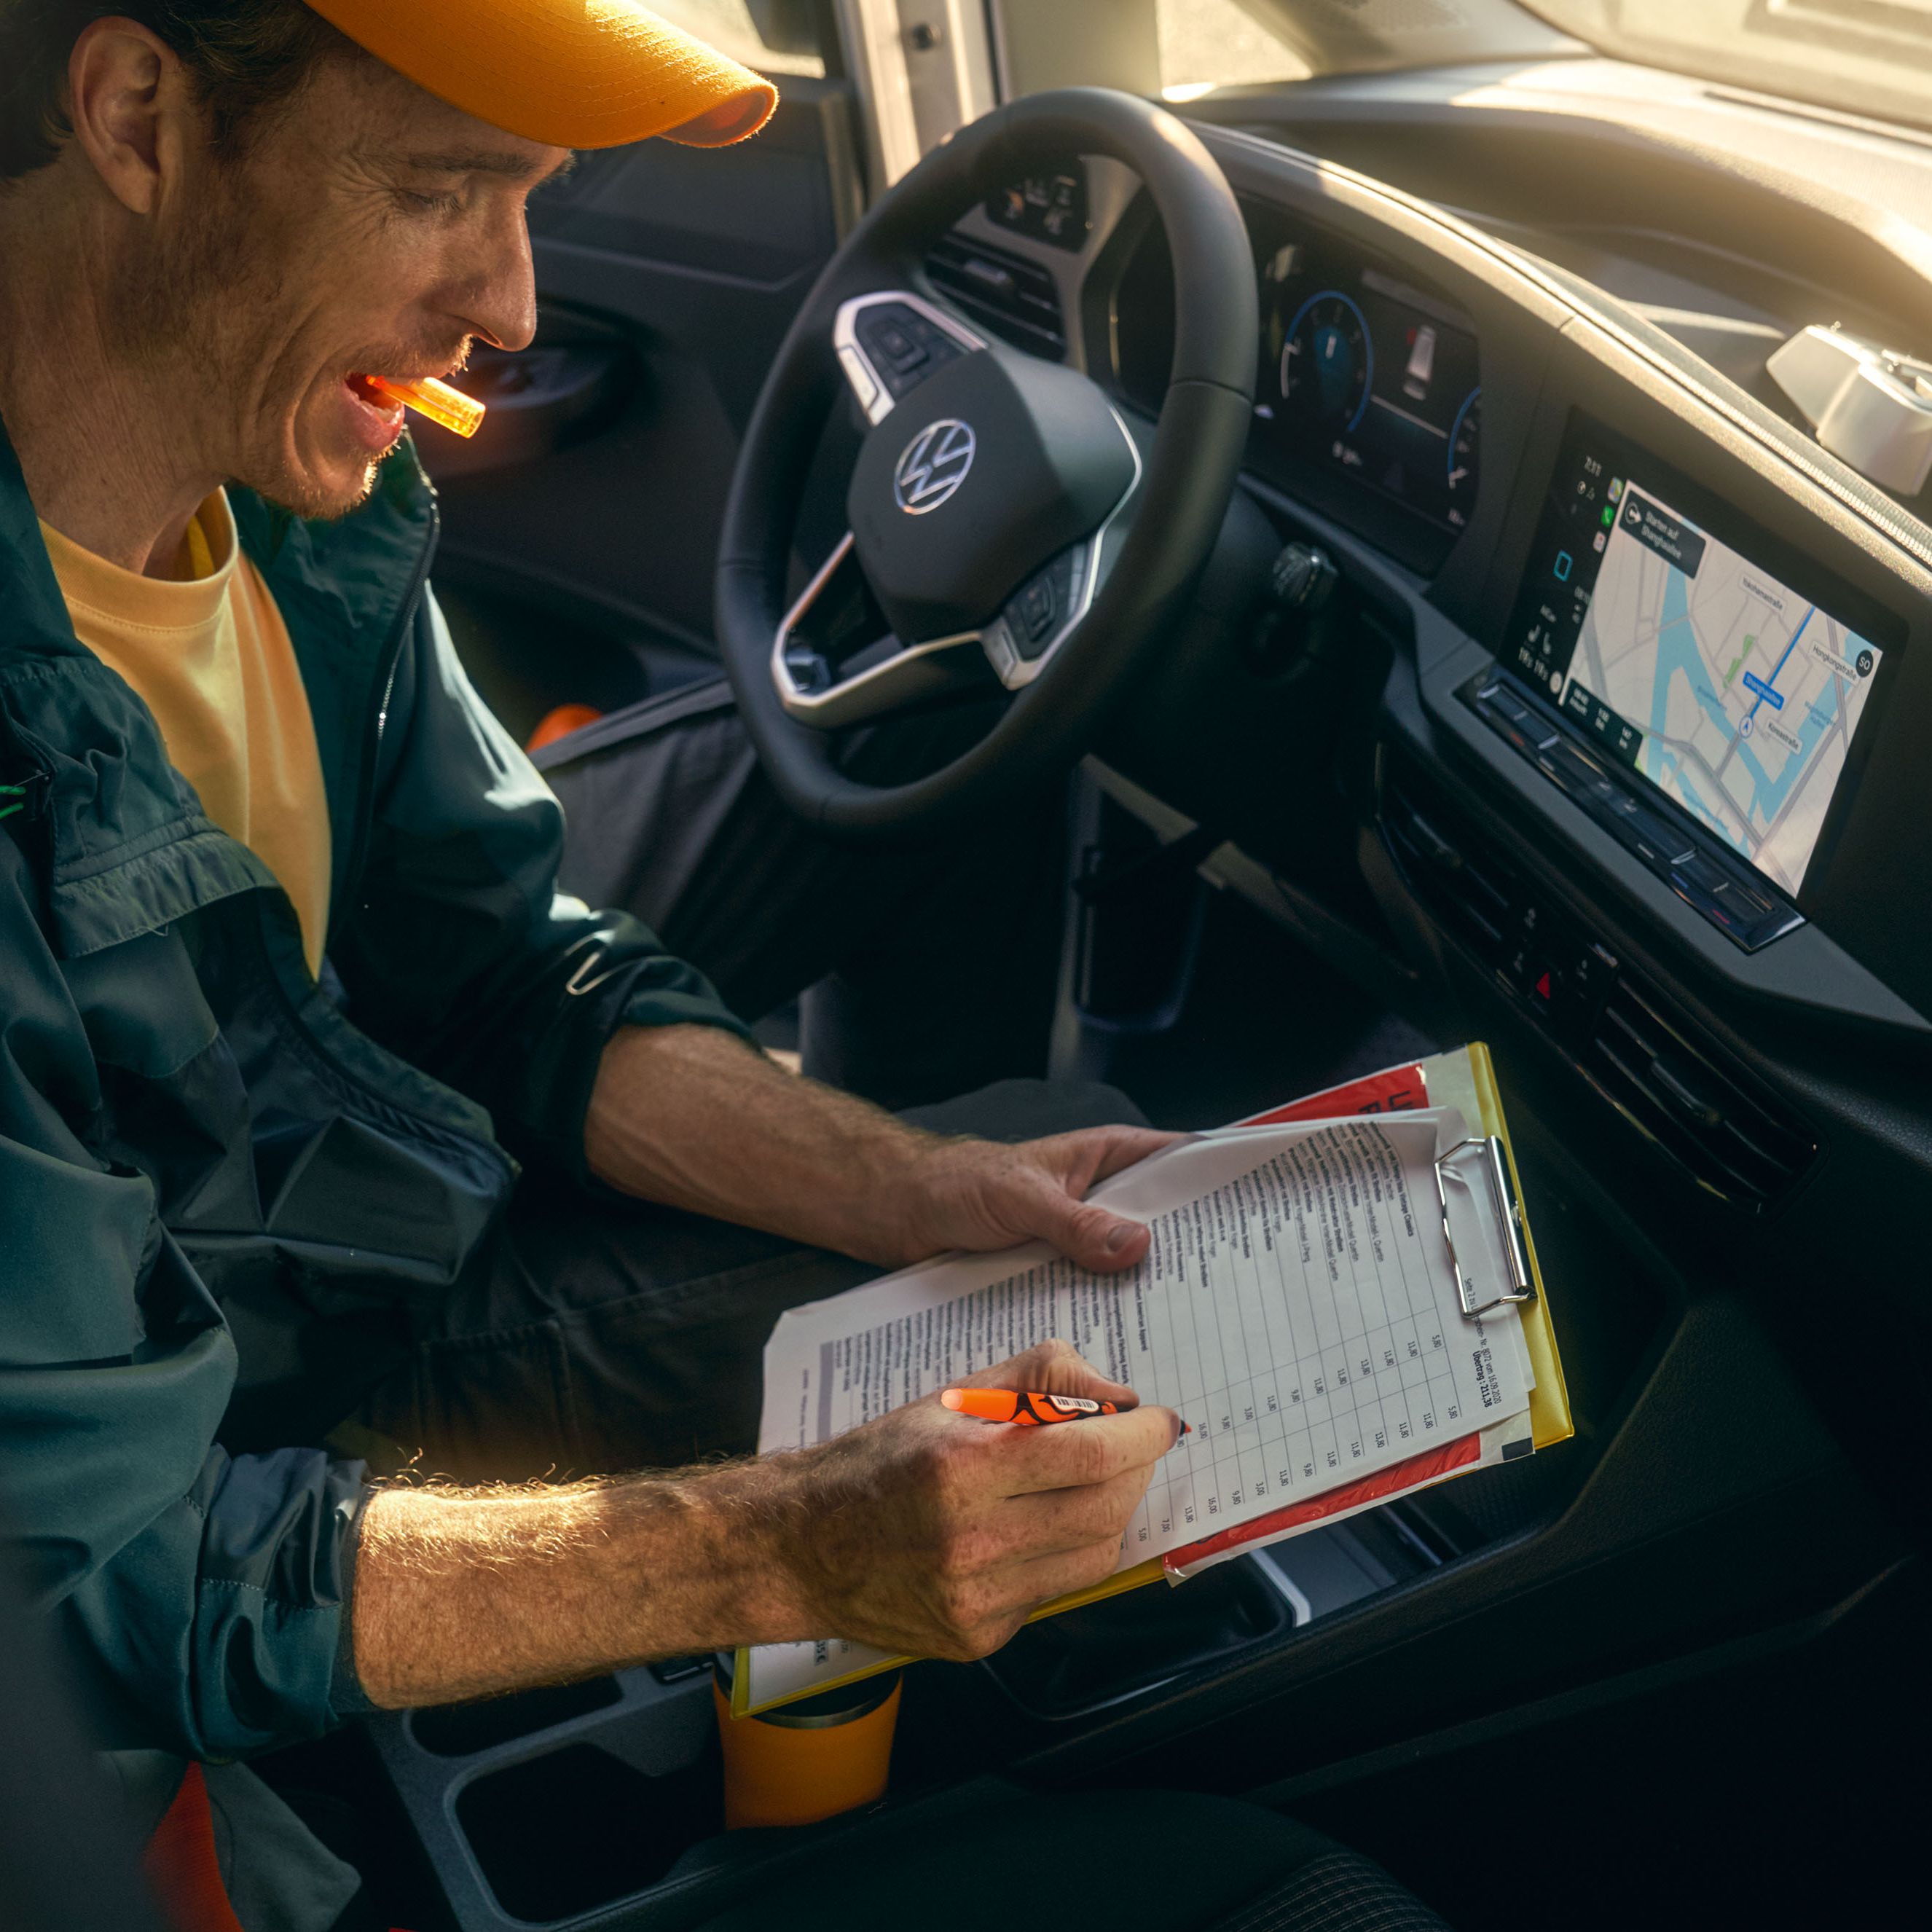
[365,374,486,439]
[303,0,778,151]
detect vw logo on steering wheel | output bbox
[892,417,976,514]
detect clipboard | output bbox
[731,1042,1570,1715]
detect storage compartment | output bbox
[978,1552,1298,1719]
[455,1738,724,1923]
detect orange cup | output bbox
[712,1657,902,1830]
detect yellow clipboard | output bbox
[1445,1041,1572,1452]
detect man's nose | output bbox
[452,203,540,354]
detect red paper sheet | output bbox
[1237,1059,1431,1127]
[1163,1430,1482,1571]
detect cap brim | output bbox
[305,0,778,150]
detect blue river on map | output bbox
[1638,564,1842,841]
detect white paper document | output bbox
[745,1110,1535,1711]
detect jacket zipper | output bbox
[327,500,439,952]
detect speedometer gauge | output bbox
[1281,291,1372,433]
[1446,388,1480,526]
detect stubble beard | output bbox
[102,165,384,525]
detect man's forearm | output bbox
[351,1459,814,1709]
[584,1024,938,1264]
[347,1340,1179,1711]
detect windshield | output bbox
[1512,0,1932,133]
[1160,0,1932,137]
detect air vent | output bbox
[1378,762,1817,1209]
[925,234,1067,361]
[1582,978,1815,1208]
[1381,780,1518,965]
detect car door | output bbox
[417,2,865,742]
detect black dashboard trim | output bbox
[1194,121,1932,581]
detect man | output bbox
[0,0,1182,1842]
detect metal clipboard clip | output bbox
[1434,1136,1535,1319]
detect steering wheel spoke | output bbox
[834,290,985,425]
[981,419,1144,691]
[773,532,996,729]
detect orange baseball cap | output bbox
[304,0,779,150]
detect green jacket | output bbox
[0,423,746,1757]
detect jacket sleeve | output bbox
[0,833,366,1758]
[329,586,755,1179]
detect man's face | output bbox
[138,52,568,519]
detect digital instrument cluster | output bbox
[1248,216,1481,535]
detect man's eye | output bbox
[398,189,464,216]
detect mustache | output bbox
[345,338,476,382]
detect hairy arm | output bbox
[351,1460,802,1708]
[350,1343,1182,1709]
[585,1024,1176,1271]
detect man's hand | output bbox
[586,1025,1179,1271]
[890,1126,1179,1273]
[774,1340,1182,1660]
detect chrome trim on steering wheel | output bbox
[834,291,986,425]
[771,533,986,728]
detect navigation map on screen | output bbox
[1507,423,1884,899]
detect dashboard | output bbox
[946,119,1932,1536]
[1082,139,1925,1008]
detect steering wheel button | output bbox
[1020,576,1058,643]
[879,329,926,374]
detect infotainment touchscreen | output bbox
[1504,417,1887,900]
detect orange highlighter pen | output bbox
[941,1388,1190,1432]
[366,374,486,439]
[942,1388,1115,1425]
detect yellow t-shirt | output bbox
[41,492,333,976]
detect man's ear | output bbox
[66,19,200,216]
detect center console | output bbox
[365,1515,1488,1928]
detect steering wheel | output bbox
[715,87,1257,840]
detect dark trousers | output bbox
[358,1079,1142,1483]
[532,678,1067,1111]
[352,680,1135,1482]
